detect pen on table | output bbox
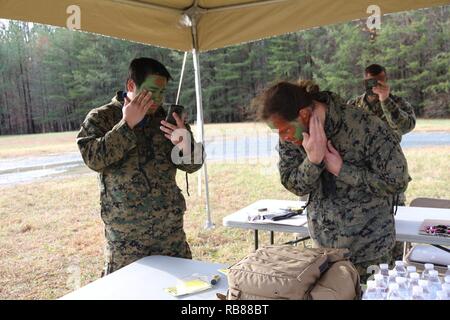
[210,274,220,285]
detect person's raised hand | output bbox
[324,140,343,176]
[122,90,154,129]
[160,112,188,147]
[372,80,390,102]
[302,114,327,165]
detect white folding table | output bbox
[223,199,450,251]
[60,256,228,300]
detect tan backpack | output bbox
[225,245,361,300]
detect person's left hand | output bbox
[372,80,390,102]
[324,141,343,176]
[160,113,189,149]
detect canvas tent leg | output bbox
[192,49,213,229]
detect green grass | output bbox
[1,119,449,158]
[0,131,80,158]
[413,119,450,132]
[0,146,449,299]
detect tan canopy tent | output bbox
[1,0,448,52]
[1,0,449,227]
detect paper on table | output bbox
[253,215,308,227]
[165,278,212,297]
[247,207,308,226]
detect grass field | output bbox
[0,119,449,158]
[1,142,449,299]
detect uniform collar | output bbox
[322,91,344,138]
[111,91,124,108]
[363,92,395,107]
[363,93,380,108]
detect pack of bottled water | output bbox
[363,262,450,300]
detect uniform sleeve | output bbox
[76,112,137,172]
[336,126,410,197]
[173,124,205,174]
[380,95,416,134]
[278,140,324,196]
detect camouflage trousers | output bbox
[102,224,192,276]
[353,248,395,284]
[392,199,407,262]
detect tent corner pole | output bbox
[192,49,213,230]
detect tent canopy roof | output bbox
[1,0,449,52]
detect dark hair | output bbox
[365,64,386,76]
[127,57,172,88]
[256,81,315,121]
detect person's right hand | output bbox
[122,90,155,129]
[302,114,327,165]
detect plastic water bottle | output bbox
[394,261,407,277]
[441,283,450,301]
[379,263,389,280]
[408,272,420,291]
[387,283,404,300]
[436,290,449,300]
[374,274,387,288]
[411,286,425,300]
[396,277,410,299]
[374,274,388,298]
[428,270,442,297]
[421,263,434,280]
[363,280,382,300]
[418,279,432,300]
[445,265,450,278]
[406,265,416,278]
[388,270,398,286]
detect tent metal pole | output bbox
[187,2,212,229]
[176,51,187,105]
[192,49,213,229]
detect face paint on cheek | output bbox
[152,92,165,106]
[293,125,303,141]
[267,117,304,145]
[139,75,167,107]
[288,121,307,145]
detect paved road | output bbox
[1,131,449,186]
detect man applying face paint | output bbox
[347,64,416,262]
[77,57,205,276]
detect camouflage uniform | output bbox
[347,93,416,260]
[346,93,416,143]
[278,92,411,279]
[77,92,204,275]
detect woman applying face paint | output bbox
[255,80,411,284]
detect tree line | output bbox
[0,5,448,135]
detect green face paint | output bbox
[138,75,167,107]
[267,116,308,145]
[292,122,305,141]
